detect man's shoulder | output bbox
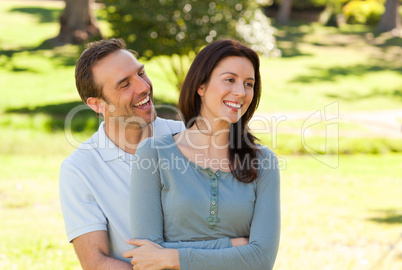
[153,117,185,135]
[136,133,177,157]
[61,132,102,169]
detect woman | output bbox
[128,40,280,269]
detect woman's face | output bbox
[197,56,255,126]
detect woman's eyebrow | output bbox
[219,71,238,77]
[219,71,255,81]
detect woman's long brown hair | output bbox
[179,40,261,183]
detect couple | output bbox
[60,38,280,270]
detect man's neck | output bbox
[104,119,153,155]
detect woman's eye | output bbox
[225,78,235,83]
[139,70,145,76]
[245,82,254,88]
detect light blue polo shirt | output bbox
[59,117,185,262]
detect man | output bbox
[60,39,243,270]
[59,38,186,269]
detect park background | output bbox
[0,0,401,269]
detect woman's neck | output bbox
[188,119,231,149]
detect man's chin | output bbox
[125,113,157,128]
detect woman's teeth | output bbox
[224,101,241,109]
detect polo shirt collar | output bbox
[93,119,162,162]
[96,121,126,162]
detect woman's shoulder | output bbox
[255,144,278,160]
[253,144,280,175]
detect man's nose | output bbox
[134,75,150,94]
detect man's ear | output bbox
[197,85,205,97]
[87,97,105,115]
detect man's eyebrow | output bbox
[115,76,130,89]
[219,72,255,81]
[114,65,145,89]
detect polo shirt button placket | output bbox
[206,169,220,229]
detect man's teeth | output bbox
[225,102,241,109]
[134,95,149,106]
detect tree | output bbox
[319,0,345,27]
[276,0,293,24]
[104,0,278,89]
[50,0,102,45]
[378,0,401,33]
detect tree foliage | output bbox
[343,0,385,25]
[103,0,278,88]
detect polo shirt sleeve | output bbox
[60,159,107,242]
[130,138,231,250]
[177,149,281,270]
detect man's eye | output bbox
[122,82,129,88]
[139,70,145,76]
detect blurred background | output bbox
[0,0,401,269]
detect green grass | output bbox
[259,23,402,112]
[1,1,402,269]
[0,154,80,270]
[276,154,402,270]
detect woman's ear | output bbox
[197,85,205,97]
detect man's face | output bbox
[92,49,156,127]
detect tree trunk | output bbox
[53,0,102,45]
[378,0,401,32]
[276,0,293,24]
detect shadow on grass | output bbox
[5,101,98,132]
[291,62,402,83]
[5,98,179,133]
[9,6,61,23]
[1,41,84,71]
[273,22,314,58]
[2,7,85,67]
[9,5,106,25]
[273,21,402,59]
[377,37,402,48]
[368,209,402,225]
[326,88,402,101]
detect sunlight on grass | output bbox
[0,2,61,48]
[275,154,402,270]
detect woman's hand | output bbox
[230,237,249,247]
[123,239,180,270]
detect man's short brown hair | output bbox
[75,38,137,103]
